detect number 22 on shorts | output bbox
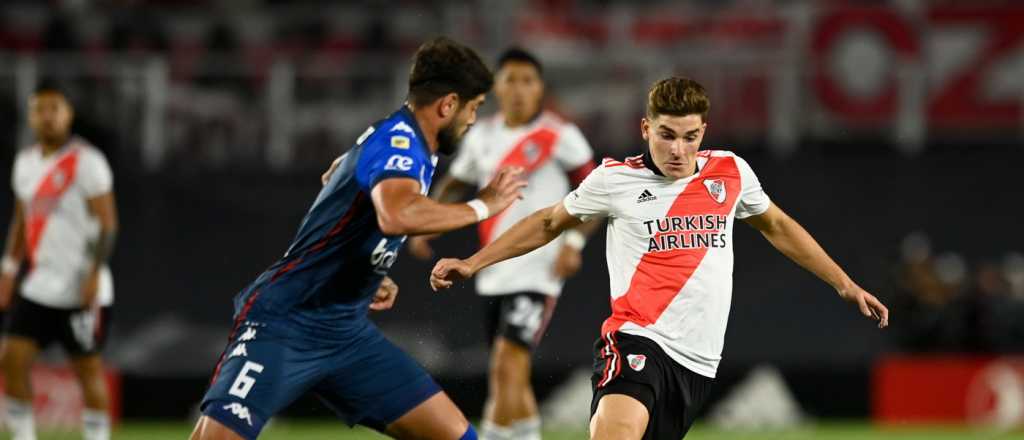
[229,361,264,399]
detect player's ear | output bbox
[438,93,459,119]
[640,117,650,141]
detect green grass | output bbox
[18,421,1024,439]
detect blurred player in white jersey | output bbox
[0,83,118,440]
[431,77,889,440]
[409,48,599,440]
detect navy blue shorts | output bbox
[200,320,441,439]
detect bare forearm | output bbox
[429,176,473,204]
[3,203,25,260]
[87,228,117,272]
[760,217,852,291]
[388,197,481,236]
[467,207,564,272]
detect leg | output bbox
[69,354,110,440]
[483,337,537,425]
[2,336,40,402]
[191,416,247,440]
[481,293,554,439]
[1,336,40,440]
[589,394,649,440]
[384,392,470,440]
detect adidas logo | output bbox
[637,189,657,203]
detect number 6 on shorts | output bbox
[229,361,264,399]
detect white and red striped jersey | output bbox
[563,150,771,378]
[450,111,594,297]
[12,137,114,309]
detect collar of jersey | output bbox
[642,149,701,179]
[396,106,432,156]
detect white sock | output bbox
[4,398,37,440]
[512,417,541,440]
[480,420,514,440]
[82,408,110,440]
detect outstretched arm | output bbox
[743,203,889,328]
[371,167,526,236]
[406,175,477,260]
[431,200,582,290]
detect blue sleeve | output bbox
[355,132,428,192]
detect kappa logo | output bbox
[637,189,657,203]
[222,402,255,426]
[389,121,416,136]
[627,354,647,372]
[703,179,726,204]
[238,327,257,342]
[229,343,248,358]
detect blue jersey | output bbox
[234,107,436,338]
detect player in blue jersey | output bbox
[190,37,527,440]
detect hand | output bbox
[476,167,527,217]
[321,156,343,186]
[838,283,889,329]
[408,234,439,260]
[430,258,474,291]
[81,269,101,308]
[0,274,15,310]
[370,276,399,311]
[552,245,583,279]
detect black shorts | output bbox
[484,291,557,350]
[590,332,713,440]
[3,294,112,357]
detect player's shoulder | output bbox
[600,154,646,172]
[366,115,427,158]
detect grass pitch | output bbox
[17,420,1024,439]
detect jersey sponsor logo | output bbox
[627,354,647,371]
[637,189,657,203]
[389,121,416,136]
[370,238,401,274]
[229,343,248,359]
[703,179,727,204]
[384,154,414,171]
[222,402,255,426]
[390,135,410,149]
[644,215,729,252]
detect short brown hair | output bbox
[646,77,709,121]
[408,37,493,107]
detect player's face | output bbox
[28,92,73,146]
[642,114,706,179]
[438,94,485,155]
[494,61,544,125]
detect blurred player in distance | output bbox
[430,77,889,440]
[0,83,119,440]
[408,47,599,440]
[192,37,526,440]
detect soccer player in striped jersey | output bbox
[409,48,599,440]
[430,77,889,440]
[0,83,119,440]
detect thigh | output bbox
[590,393,649,440]
[200,323,324,439]
[315,330,442,431]
[492,292,557,350]
[60,306,113,356]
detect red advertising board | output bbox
[874,355,1024,428]
[0,364,121,430]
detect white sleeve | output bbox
[554,124,594,170]
[78,149,114,198]
[734,155,770,219]
[447,129,480,184]
[562,164,611,221]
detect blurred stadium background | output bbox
[0,0,1022,438]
